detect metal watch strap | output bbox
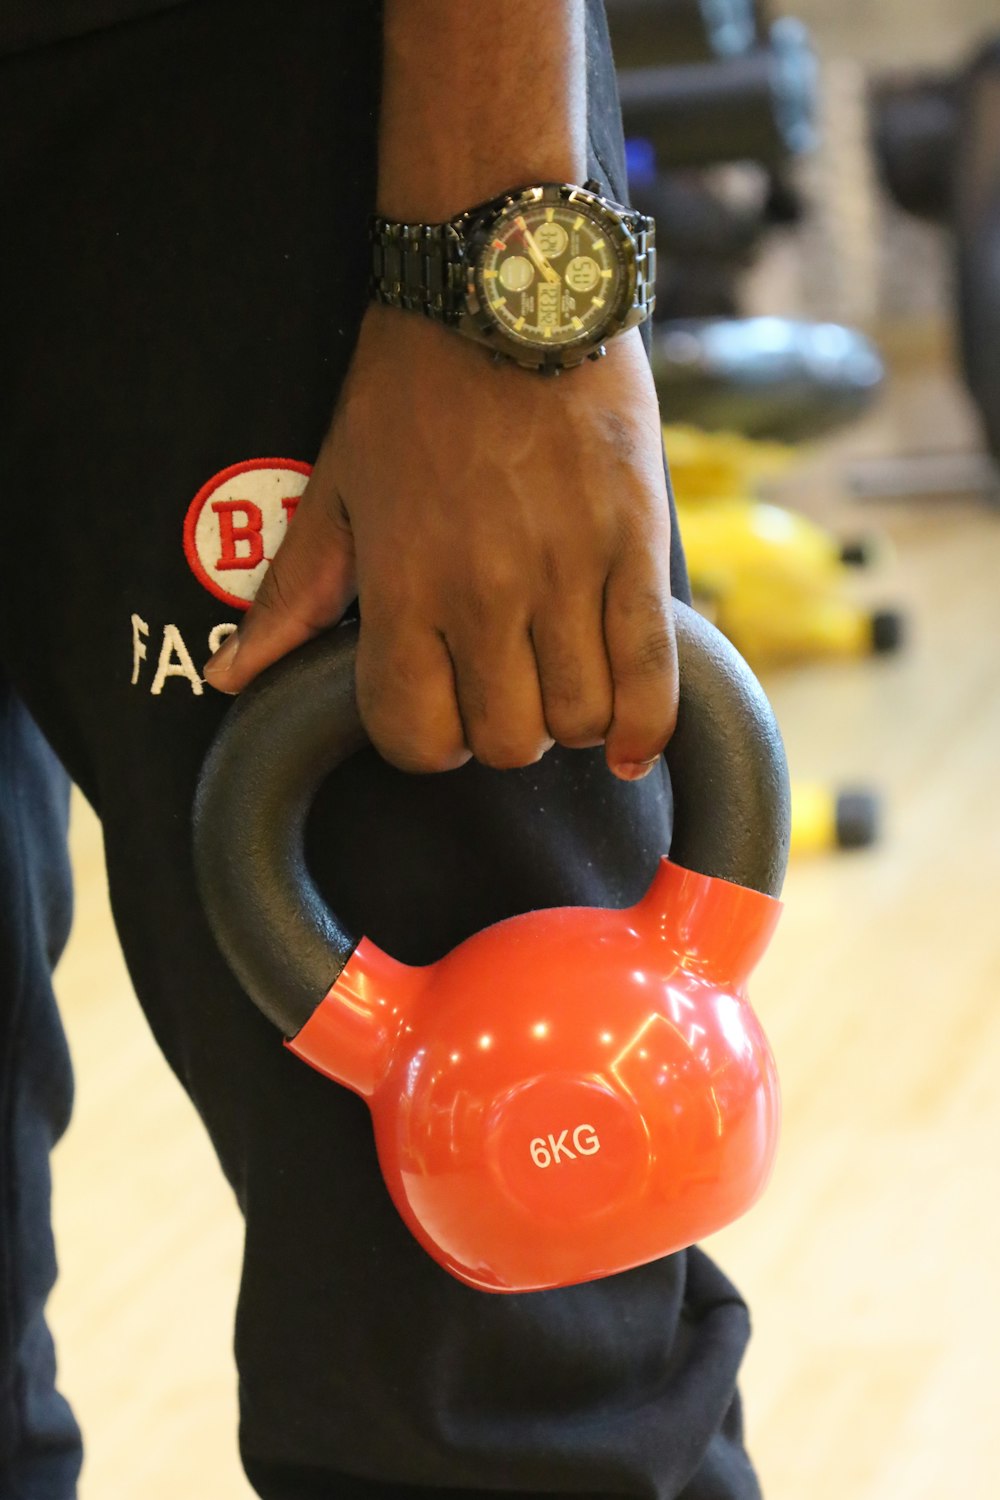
[630,212,657,324]
[370,219,467,324]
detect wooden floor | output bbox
[48,356,1000,1498]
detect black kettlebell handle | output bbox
[193,601,790,1038]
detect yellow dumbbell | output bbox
[790,783,881,856]
[665,424,902,665]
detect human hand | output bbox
[203,305,677,781]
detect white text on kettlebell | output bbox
[529,1125,601,1169]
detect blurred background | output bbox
[50,1,1000,1496]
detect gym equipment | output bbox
[618,19,818,172]
[957,40,1000,469]
[872,39,1000,468]
[694,576,902,663]
[626,165,774,321]
[605,0,760,69]
[664,422,794,493]
[613,9,814,322]
[872,71,959,222]
[790,784,880,857]
[665,425,904,666]
[665,422,883,571]
[613,10,816,323]
[674,490,886,592]
[678,499,903,663]
[654,319,885,443]
[194,603,790,1295]
[626,166,765,268]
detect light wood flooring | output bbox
[48,350,1000,1498]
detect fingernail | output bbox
[614,757,660,782]
[204,630,240,688]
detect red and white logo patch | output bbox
[183,457,312,610]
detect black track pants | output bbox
[0,4,761,1496]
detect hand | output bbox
[204,305,678,781]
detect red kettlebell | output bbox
[194,601,789,1293]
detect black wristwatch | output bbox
[370,180,656,373]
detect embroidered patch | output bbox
[183,457,312,610]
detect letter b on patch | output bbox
[184,457,311,609]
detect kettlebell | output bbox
[193,601,790,1293]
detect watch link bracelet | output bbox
[370,180,656,373]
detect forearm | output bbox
[378,0,588,221]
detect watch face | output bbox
[474,195,628,350]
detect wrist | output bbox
[377,0,587,223]
[377,157,586,227]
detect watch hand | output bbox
[519,223,560,284]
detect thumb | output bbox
[203,461,356,694]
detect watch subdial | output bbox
[565,255,601,293]
[533,221,569,259]
[498,255,535,292]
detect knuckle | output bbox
[613,500,671,567]
[612,506,649,558]
[630,625,676,679]
[318,482,351,530]
[534,617,613,748]
[247,562,286,617]
[545,690,611,748]
[614,580,670,622]
[609,587,676,683]
[534,620,594,711]
[251,558,324,634]
[454,562,522,625]
[540,665,586,715]
[539,543,563,591]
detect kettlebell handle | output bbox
[193,600,790,1039]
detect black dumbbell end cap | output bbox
[840,537,876,567]
[835,790,880,849]
[871,609,905,653]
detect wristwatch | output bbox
[370,180,656,373]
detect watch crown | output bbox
[588,346,608,362]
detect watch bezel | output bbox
[460,183,640,371]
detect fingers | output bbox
[359,568,558,774]
[530,587,614,750]
[356,613,471,775]
[602,541,678,781]
[445,609,554,771]
[203,505,677,786]
[203,450,356,694]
